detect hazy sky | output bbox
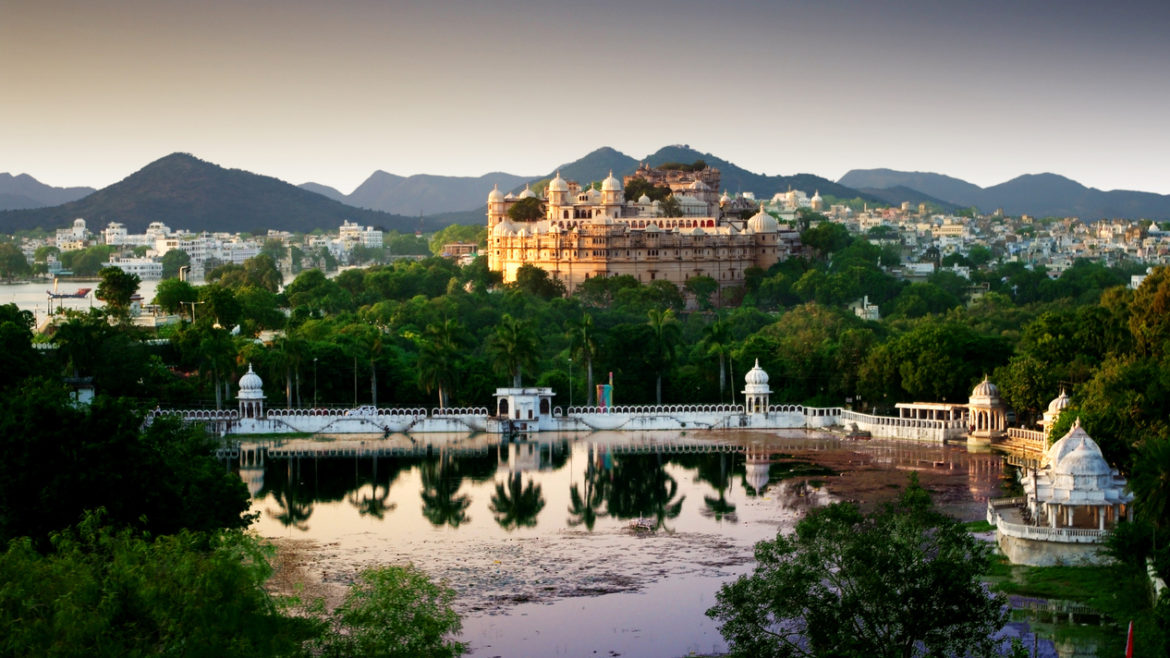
[3,0,1169,194]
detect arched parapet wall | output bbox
[840,409,964,442]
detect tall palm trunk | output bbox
[718,353,726,403]
[656,374,663,405]
[586,360,595,406]
[370,359,377,408]
[286,365,293,408]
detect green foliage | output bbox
[685,275,718,311]
[160,248,191,279]
[506,196,545,222]
[623,177,672,203]
[800,221,851,256]
[321,564,466,657]
[428,224,484,256]
[59,244,113,276]
[0,518,317,658]
[207,254,283,293]
[95,266,141,312]
[0,241,30,280]
[707,475,1006,657]
[655,159,707,172]
[0,381,251,546]
[512,263,566,299]
[487,313,539,387]
[153,277,198,314]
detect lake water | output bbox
[1,278,166,324]
[228,429,1081,657]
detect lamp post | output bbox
[568,357,573,409]
[182,300,205,323]
[313,357,318,409]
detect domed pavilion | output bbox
[967,377,1007,444]
[237,363,266,420]
[742,359,772,414]
[989,420,1133,566]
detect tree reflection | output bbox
[347,456,401,520]
[265,458,315,530]
[490,473,546,530]
[567,448,608,531]
[605,453,685,531]
[696,452,737,523]
[420,457,471,529]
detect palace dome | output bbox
[720,190,731,204]
[601,171,622,192]
[1043,419,1098,467]
[492,220,516,238]
[645,223,661,233]
[238,364,265,400]
[638,193,651,204]
[488,185,504,203]
[747,204,779,233]
[548,171,568,192]
[689,179,709,191]
[518,184,536,199]
[971,377,999,398]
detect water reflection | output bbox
[420,454,471,528]
[490,473,545,530]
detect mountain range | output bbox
[4,151,1168,236]
[0,154,436,235]
[838,169,1170,219]
[300,171,533,216]
[0,173,94,211]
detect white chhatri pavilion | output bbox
[989,419,1134,566]
[1023,420,1133,531]
[742,359,772,414]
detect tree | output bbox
[490,473,546,530]
[513,262,566,299]
[700,318,734,403]
[95,266,141,314]
[647,308,682,404]
[154,278,198,314]
[0,242,30,281]
[323,564,466,657]
[685,275,719,311]
[1129,438,1170,532]
[487,313,539,387]
[417,319,468,409]
[507,196,545,222]
[569,314,598,406]
[160,248,191,279]
[658,195,683,218]
[0,519,317,658]
[707,476,1007,658]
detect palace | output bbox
[486,166,801,295]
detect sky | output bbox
[3,0,1169,194]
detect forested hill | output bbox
[0,153,440,235]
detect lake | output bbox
[230,429,1064,657]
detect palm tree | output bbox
[569,314,599,406]
[699,318,734,403]
[605,453,686,531]
[488,313,539,387]
[347,457,399,520]
[490,473,546,530]
[646,308,682,405]
[417,319,467,409]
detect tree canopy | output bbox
[707,475,1007,657]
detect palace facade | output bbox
[486,167,801,294]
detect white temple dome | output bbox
[971,377,1000,398]
[548,172,568,192]
[488,185,504,203]
[601,171,622,192]
[689,179,709,191]
[638,193,651,204]
[747,204,779,233]
[238,364,265,400]
[1047,389,1071,413]
[518,185,536,199]
[745,359,770,386]
[1055,439,1113,478]
[1043,420,1097,467]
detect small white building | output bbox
[967,377,1007,445]
[102,257,163,279]
[741,360,772,414]
[491,387,556,433]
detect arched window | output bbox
[498,399,509,417]
[540,399,550,415]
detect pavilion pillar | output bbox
[1098,508,1105,530]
